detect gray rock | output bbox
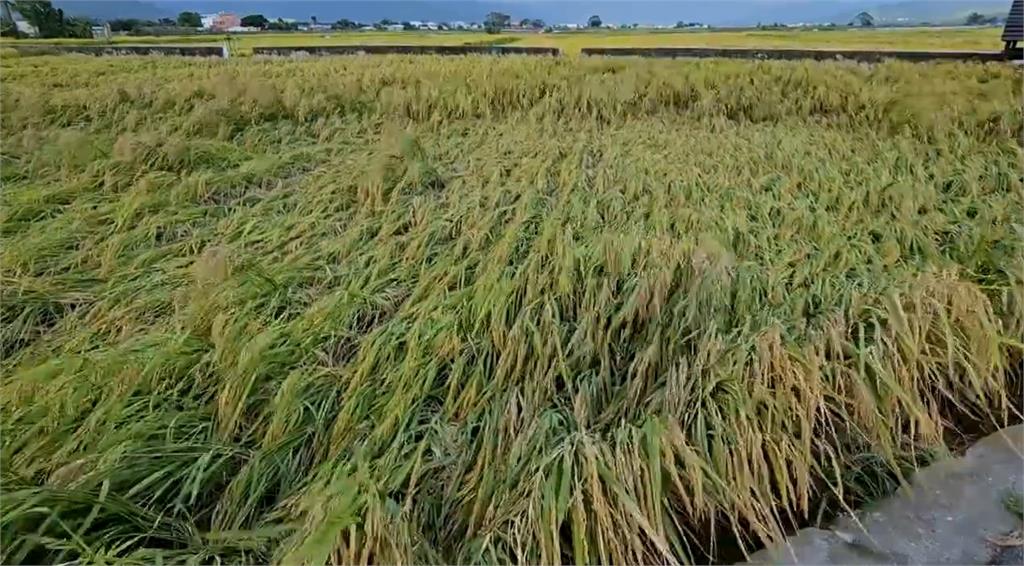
[989,544,1023,565]
[746,425,1024,565]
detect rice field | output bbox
[516,26,1005,53]
[0,26,1005,55]
[1,54,1022,564]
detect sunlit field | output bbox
[1,53,1021,564]
[1,26,1004,55]
[518,26,1004,53]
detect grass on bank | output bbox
[0,54,1021,564]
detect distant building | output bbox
[14,19,37,36]
[201,12,241,32]
[385,24,404,31]
[405,21,438,30]
[91,23,111,39]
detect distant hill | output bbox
[51,0,1018,26]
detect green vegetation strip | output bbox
[581,46,1017,62]
[1,55,1021,564]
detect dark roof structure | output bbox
[1004,0,1023,43]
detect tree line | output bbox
[1,0,92,38]
[483,12,603,33]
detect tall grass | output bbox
[1,55,1021,564]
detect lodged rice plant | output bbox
[0,54,1021,564]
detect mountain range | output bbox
[53,0,1014,26]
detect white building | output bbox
[14,19,38,36]
[90,24,110,39]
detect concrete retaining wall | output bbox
[11,43,1018,64]
[8,44,227,58]
[582,46,1019,63]
[746,425,1024,565]
[252,45,560,57]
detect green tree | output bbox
[63,15,91,37]
[267,18,298,31]
[530,18,544,29]
[240,14,268,28]
[851,11,874,27]
[176,11,200,27]
[484,11,509,34]
[333,18,358,30]
[11,1,97,38]
[964,12,995,25]
[1,0,19,36]
[588,14,602,28]
[13,1,66,37]
[108,18,139,32]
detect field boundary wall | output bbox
[7,44,227,57]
